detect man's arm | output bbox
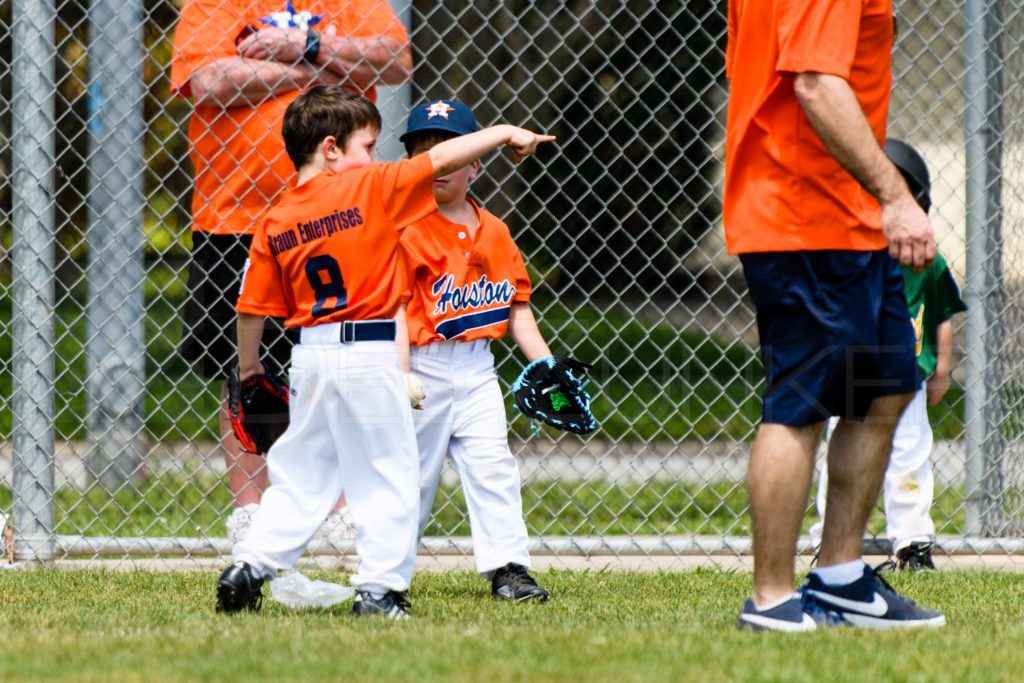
[926,318,954,405]
[236,28,411,88]
[315,35,412,87]
[508,302,552,363]
[188,57,321,107]
[237,312,267,379]
[792,72,935,271]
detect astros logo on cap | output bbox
[426,101,456,119]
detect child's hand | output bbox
[505,128,556,163]
[926,372,950,405]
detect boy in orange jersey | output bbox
[215,85,554,619]
[399,100,556,602]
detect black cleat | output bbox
[896,541,937,571]
[352,590,411,620]
[216,561,265,613]
[491,563,549,602]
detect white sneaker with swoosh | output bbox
[802,564,946,629]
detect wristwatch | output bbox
[303,29,321,63]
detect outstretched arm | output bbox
[428,125,555,178]
[508,302,552,363]
[793,71,935,272]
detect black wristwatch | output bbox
[303,29,321,63]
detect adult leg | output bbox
[817,391,913,568]
[749,421,823,606]
[219,382,267,506]
[808,417,840,551]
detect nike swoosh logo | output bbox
[740,612,816,632]
[806,589,888,617]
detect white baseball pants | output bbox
[411,339,532,576]
[809,382,935,552]
[235,325,420,594]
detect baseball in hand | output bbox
[405,373,426,408]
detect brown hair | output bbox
[282,85,382,170]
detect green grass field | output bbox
[0,568,1021,681]
[0,476,970,540]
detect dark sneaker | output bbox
[491,563,549,602]
[802,564,945,629]
[352,590,411,620]
[216,561,265,613]
[737,594,848,632]
[896,542,937,571]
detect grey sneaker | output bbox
[352,590,411,620]
[216,561,265,613]
[491,563,549,602]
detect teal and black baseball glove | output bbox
[512,356,596,435]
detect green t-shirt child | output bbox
[900,252,967,397]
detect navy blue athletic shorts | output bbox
[180,231,298,381]
[739,248,919,425]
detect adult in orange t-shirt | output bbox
[169,0,411,545]
[725,0,943,631]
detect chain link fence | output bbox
[0,0,1020,569]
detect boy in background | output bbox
[215,86,553,619]
[810,139,967,570]
[399,100,553,601]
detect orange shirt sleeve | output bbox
[170,0,249,98]
[344,0,409,43]
[511,246,532,302]
[775,0,861,78]
[237,221,292,318]
[375,153,438,230]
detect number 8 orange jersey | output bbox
[237,153,437,326]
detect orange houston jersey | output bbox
[401,200,532,345]
[237,153,436,327]
[170,0,408,235]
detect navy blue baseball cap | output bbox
[400,100,478,143]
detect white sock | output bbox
[755,591,801,611]
[812,559,865,586]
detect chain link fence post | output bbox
[10,0,56,564]
[963,0,1007,536]
[83,0,147,489]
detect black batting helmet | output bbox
[884,138,931,213]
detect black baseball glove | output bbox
[228,367,290,455]
[512,356,596,434]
